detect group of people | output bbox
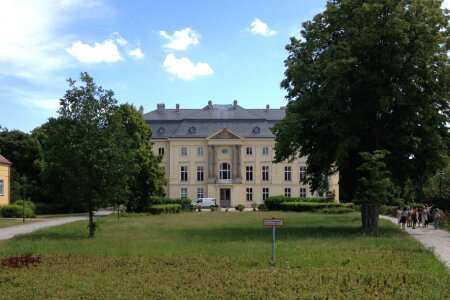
[397,205,441,230]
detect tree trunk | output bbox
[89,202,95,238]
[361,203,379,237]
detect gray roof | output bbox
[144,103,286,139]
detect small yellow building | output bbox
[144,101,339,207]
[0,154,11,206]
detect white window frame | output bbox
[197,147,203,155]
[284,166,292,181]
[197,188,204,199]
[262,166,269,181]
[197,166,204,181]
[158,147,164,156]
[300,188,307,198]
[246,147,253,155]
[284,188,291,197]
[181,166,188,182]
[300,166,307,182]
[181,188,187,199]
[263,146,269,155]
[246,166,253,181]
[0,179,4,196]
[263,188,269,200]
[181,147,187,156]
[220,163,231,180]
[246,188,253,201]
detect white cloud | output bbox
[249,18,276,36]
[163,53,212,80]
[66,40,122,63]
[159,28,200,50]
[443,0,450,9]
[128,48,144,59]
[0,0,103,82]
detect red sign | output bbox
[263,218,284,226]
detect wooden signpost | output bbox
[263,218,284,262]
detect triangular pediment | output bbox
[207,128,243,140]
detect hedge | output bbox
[148,197,192,209]
[280,202,354,212]
[264,196,333,210]
[12,200,35,212]
[149,204,182,215]
[0,205,36,218]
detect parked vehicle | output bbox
[192,198,216,208]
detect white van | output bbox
[192,198,216,208]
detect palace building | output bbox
[0,154,11,206]
[144,100,339,207]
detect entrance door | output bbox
[220,188,231,208]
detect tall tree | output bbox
[42,73,132,237]
[116,104,167,212]
[273,0,449,202]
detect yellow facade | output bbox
[0,160,11,206]
[152,129,339,207]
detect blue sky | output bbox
[1,0,448,133]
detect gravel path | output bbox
[380,215,450,269]
[0,210,112,242]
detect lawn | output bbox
[0,218,42,228]
[0,212,448,299]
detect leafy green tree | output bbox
[41,73,132,237]
[116,104,167,212]
[273,0,449,202]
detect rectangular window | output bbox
[300,166,307,182]
[197,166,204,181]
[284,188,291,197]
[263,146,269,155]
[246,166,253,181]
[181,147,187,156]
[197,188,204,199]
[246,188,253,201]
[262,166,269,181]
[181,188,187,199]
[158,147,164,156]
[0,179,4,196]
[246,147,253,155]
[284,166,292,181]
[197,147,203,155]
[181,166,188,182]
[300,188,307,198]
[262,188,269,200]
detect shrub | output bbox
[318,207,354,214]
[34,202,88,214]
[280,202,354,212]
[235,204,245,212]
[12,200,35,212]
[251,202,258,211]
[379,205,399,217]
[264,196,335,210]
[0,205,36,218]
[258,203,267,211]
[149,204,181,215]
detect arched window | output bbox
[220,163,231,180]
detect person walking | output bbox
[421,207,428,228]
[433,205,441,230]
[396,206,402,227]
[400,207,408,230]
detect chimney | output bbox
[265,104,270,111]
[208,100,213,110]
[157,104,165,111]
[176,104,180,112]
[139,105,144,115]
[233,100,237,110]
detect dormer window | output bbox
[253,127,260,134]
[157,127,165,135]
[189,126,196,134]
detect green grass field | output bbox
[0,218,42,228]
[0,212,448,299]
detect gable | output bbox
[208,128,243,140]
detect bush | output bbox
[318,207,354,214]
[258,203,267,211]
[379,205,399,217]
[148,197,192,210]
[0,205,36,218]
[12,200,35,212]
[34,202,88,215]
[235,204,245,212]
[264,196,334,210]
[149,204,181,215]
[280,202,354,212]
